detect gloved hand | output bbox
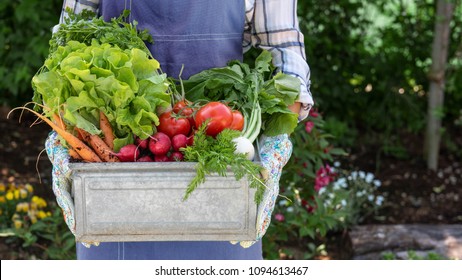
[45,131,75,234]
[235,134,293,248]
[45,131,98,247]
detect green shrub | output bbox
[0,0,61,106]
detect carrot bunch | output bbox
[8,106,119,163]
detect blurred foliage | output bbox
[0,182,75,260]
[262,111,384,259]
[298,0,462,154]
[0,0,61,106]
[1,0,462,260]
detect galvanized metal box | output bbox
[69,162,257,243]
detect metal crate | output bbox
[70,162,257,243]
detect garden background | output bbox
[1,0,461,259]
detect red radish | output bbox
[149,132,171,155]
[170,151,184,161]
[137,155,153,162]
[114,144,141,162]
[135,137,149,150]
[187,131,196,146]
[154,154,170,162]
[172,134,189,151]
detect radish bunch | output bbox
[115,99,253,162]
[116,131,192,162]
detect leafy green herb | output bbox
[182,124,265,204]
[49,9,153,58]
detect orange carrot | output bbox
[8,107,102,162]
[52,113,66,131]
[68,148,82,160]
[74,127,85,141]
[99,111,115,150]
[76,128,120,162]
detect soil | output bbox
[1,105,462,259]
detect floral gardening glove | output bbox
[234,134,293,248]
[45,131,98,247]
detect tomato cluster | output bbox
[116,100,244,162]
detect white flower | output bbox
[286,206,294,213]
[375,196,384,206]
[318,187,327,195]
[368,195,375,202]
[324,199,333,207]
[334,161,341,167]
[359,171,366,179]
[365,172,374,183]
[351,171,358,180]
[373,180,382,188]
[334,177,348,190]
[341,199,347,207]
[336,178,348,188]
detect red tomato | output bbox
[230,110,244,131]
[173,100,195,128]
[173,100,194,117]
[195,102,233,137]
[157,111,191,138]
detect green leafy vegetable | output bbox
[49,9,153,58]
[32,40,171,151]
[183,50,300,140]
[182,124,265,204]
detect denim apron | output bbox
[76,0,263,260]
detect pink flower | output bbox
[314,177,330,192]
[305,121,315,133]
[309,109,319,118]
[314,164,337,192]
[274,213,285,222]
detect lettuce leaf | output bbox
[32,40,171,151]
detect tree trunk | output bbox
[424,0,455,171]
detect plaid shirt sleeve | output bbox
[59,0,100,22]
[244,0,313,120]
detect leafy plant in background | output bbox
[262,110,384,259]
[0,183,76,259]
[0,183,51,230]
[318,167,384,227]
[382,250,446,260]
[297,0,462,160]
[0,0,62,106]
